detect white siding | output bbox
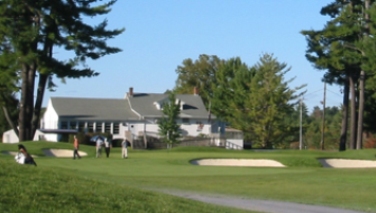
[43,99,59,129]
[226,139,244,150]
[43,133,59,142]
[178,118,211,137]
[2,129,19,143]
[127,121,144,139]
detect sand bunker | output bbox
[191,159,286,167]
[43,149,87,157]
[1,151,38,158]
[319,159,376,168]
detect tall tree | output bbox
[243,54,305,148]
[0,0,124,141]
[174,54,222,107]
[158,93,181,149]
[211,57,254,129]
[301,0,368,150]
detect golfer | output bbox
[104,138,112,158]
[121,138,128,159]
[73,135,81,159]
[96,136,104,158]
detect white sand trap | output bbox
[319,159,376,168]
[43,149,87,157]
[1,151,38,158]
[191,159,286,167]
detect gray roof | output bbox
[50,97,139,121]
[128,93,214,119]
[50,93,214,121]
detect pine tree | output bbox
[244,54,305,148]
[301,0,372,150]
[0,1,124,141]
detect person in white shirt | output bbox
[96,136,104,158]
[121,138,128,159]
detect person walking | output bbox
[121,138,128,159]
[104,138,112,158]
[96,136,104,158]
[73,135,81,159]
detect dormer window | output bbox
[154,102,162,110]
[154,99,185,110]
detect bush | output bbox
[111,139,123,147]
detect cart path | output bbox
[154,189,367,213]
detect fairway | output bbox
[1,142,376,213]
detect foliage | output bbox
[158,93,181,149]
[0,0,124,141]
[174,54,223,107]
[211,57,254,127]
[301,0,376,150]
[241,54,306,148]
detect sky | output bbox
[42,0,342,112]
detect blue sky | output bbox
[42,0,341,112]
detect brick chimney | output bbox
[193,87,198,95]
[128,87,134,97]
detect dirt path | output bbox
[155,189,367,213]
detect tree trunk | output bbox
[339,76,349,151]
[31,73,48,135]
[356,71,365,149]
[349,75,357,149]
[2,106,18,136]
[355,0,370,150]
[26,64,36,139]
[18,63,36,142]
[18,65,28,142]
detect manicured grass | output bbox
[1,142,376,212]
[0,157,255,213]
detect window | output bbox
[61,121,68,129]
[104,122,111,133]
[87,122,94,132]
[113,123,120,134]
[78,122,85,131]
[69,121,77,130]
[96,122,103,132]
[182,118,190,124]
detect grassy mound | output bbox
[0,158,252,213]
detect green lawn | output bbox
[1,142,376,212]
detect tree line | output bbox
[171,0,376,150]
[1,1,376,151]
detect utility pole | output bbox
[321,82,326,150]
[299,98,303,150]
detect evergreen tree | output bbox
[244,54,305,148]
[158,93,181,149]
[302,0,376,150]
[0,0,124,141]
